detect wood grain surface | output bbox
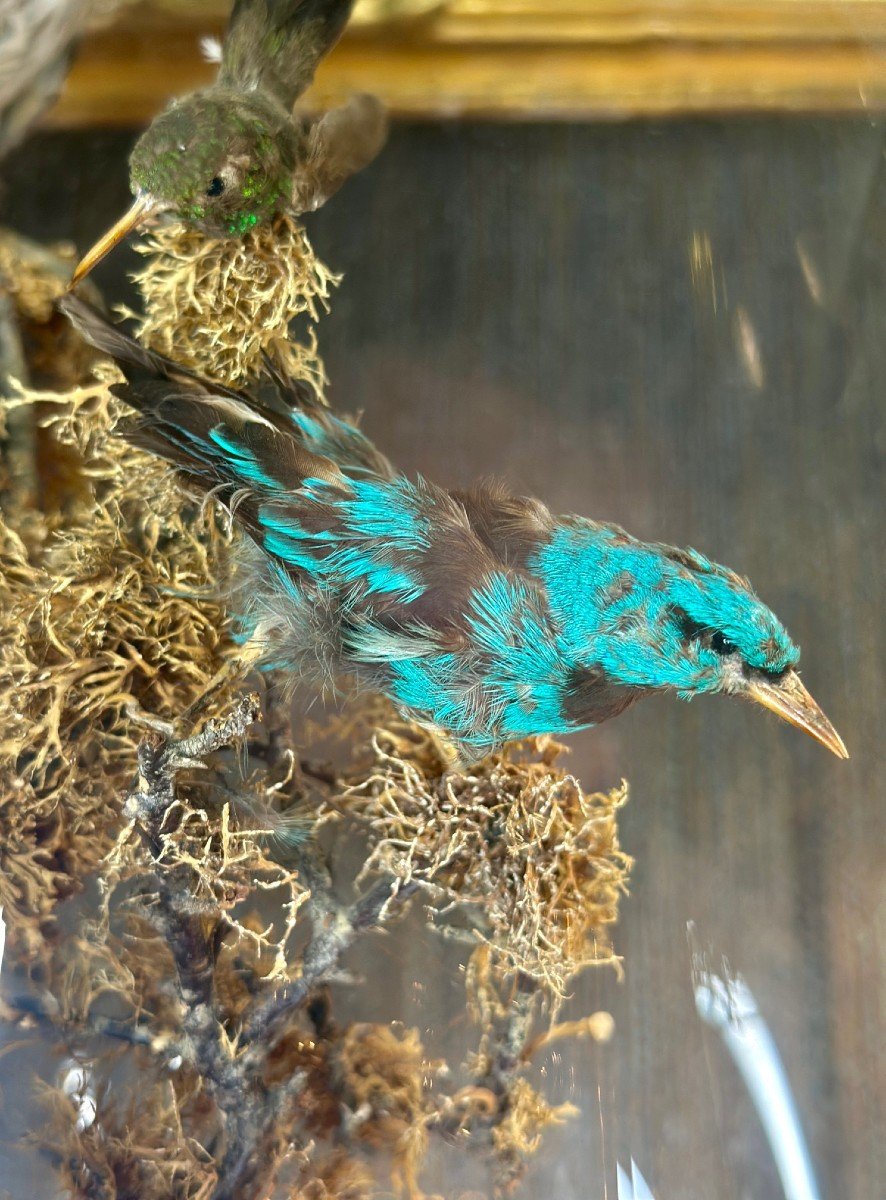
[0,116,882,1199]
[45,0,886,122]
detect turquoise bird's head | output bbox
[534,519,845,756]
[536,520,797,693]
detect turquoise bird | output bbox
[59,296,848,764]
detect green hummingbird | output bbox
[70,0,385,285]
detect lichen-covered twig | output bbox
[117,690,428,1200]
[124,694,260,1087]
[118,692,308,1199]
[337,713,632,1001]
[244,872,419,1049]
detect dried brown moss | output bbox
[0,370,245,948]
[338,1022,441,1199]
[36,1070,217,1200]
[491,1078,577,1189]
[0,229,104,398]
[291,1151,375,1200]
[339,711,632,999]
[108,793,309,983]
[134,215,339,389]
[0,231,79,327]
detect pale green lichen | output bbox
[133,213,340,390]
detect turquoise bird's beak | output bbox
[745,669,848,759]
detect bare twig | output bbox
[2,991,182,1061]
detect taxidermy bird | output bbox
[59,295,848,764]
[70,0,385,285]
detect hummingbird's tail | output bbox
[221,0,357,111]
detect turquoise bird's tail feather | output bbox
[57,293,444,627]
[57,295,380,495]
[57,294,352,573]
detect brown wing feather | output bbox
[59,294,345,495]
[451,480,555,570]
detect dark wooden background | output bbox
[0,117,882,1200]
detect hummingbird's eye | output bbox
[710,631,738,656]
[206,176,226,198]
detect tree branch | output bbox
[243,873,419,1049]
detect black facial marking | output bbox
[671,606,738,657]
[668,606,704,643]
[710,631,738,656]
[206,176,226,198]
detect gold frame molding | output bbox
[49,1,886,124]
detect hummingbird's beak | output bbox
[744,669,848,759]
[69,193,158,288]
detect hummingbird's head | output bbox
[69,90,300,284]
[130,91,299,234]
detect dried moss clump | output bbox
[134,214,340,389]
[0,368,241,947]
[0,231,78,327]
[36,1071,218,1200]
[109,791,310,984]
[491,1078,577,1189]
[0,230,106,509]
[291,1151,375,1200]
[340,713,632,999]
[338,1022,440,1198]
